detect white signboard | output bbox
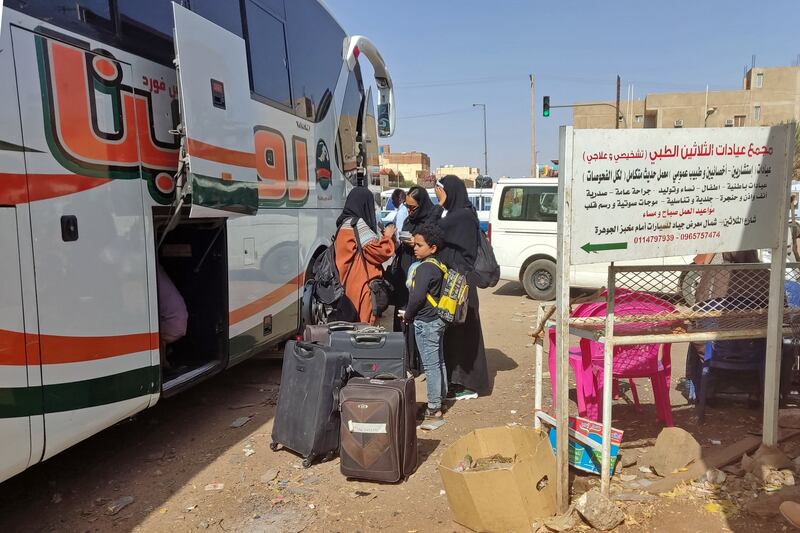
[567,126,792,265]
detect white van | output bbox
[488,178,692,300]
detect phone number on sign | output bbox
[633,231,721,244]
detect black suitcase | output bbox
[339,376,418,482]
[270,341,351,467]
[303,321,370,345]
[330,330,406,378]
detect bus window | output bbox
[119,0,174,40]
[285,0,345,122]
[244,0,292,107]
[189,0,244,37]
[500,186,558,222]
[483,196,492,211]
[12,0,114,33]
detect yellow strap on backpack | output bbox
[422,258,448,306]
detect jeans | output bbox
[414,317,448,409]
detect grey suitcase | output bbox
[303,321,369,345]
[270,341,351,467]
[330,330,406,379]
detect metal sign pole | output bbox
[555,126,574,512]
[763,123,796,445]
[600,265,616,495]
[534,304,545,430]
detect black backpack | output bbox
[312,227,345,305]
[471,229,500,289]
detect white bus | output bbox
[0,0,394,483]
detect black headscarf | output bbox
[437,176,479,273]
[337,187,377,231]
[439,174,472,211]
[404,186,438,232]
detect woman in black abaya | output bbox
[435,175,489,397]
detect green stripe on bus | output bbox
[0,366,160,418]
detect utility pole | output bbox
[615,75,621,129]
[473,103,488,176]
[530,75,536,177]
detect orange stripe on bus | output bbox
[187,138,256,168]
[0,173,110,205]
[39,332,159,365]
[229,275,303,326]
[0,329,27,366]
[0,330,157,366]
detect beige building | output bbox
[573,66,800,130]
[378,146,431,185]
[434,165,481,187]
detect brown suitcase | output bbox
[302,321,369,345]
[339,376,418,482]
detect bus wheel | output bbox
[522,259,556,301]
[301,280,327,329]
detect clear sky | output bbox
[327,0,799,178]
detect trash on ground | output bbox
[204,483,224,492]
[742,444,794,485]
[260,469,279,484]
[697,468,727,485]
[230,416,252,428]
[438,426,556,532]
[419,418,446,431]
[536,410,624,476]
[105,496,135,516]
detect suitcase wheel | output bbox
[302,457,313,468]
[269,442,279,452]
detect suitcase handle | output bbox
[352,334,385,345]
[293,341,319,359]
[327,321,356,331]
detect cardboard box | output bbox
[438,427,557,532]
[545,416,623,476]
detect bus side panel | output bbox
[0,208,34,481]
[227,213,299,363]
[10,27,156,460]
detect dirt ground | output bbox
[0,281,798,532]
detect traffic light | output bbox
[542,96,550,117]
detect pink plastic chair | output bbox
[546,299,614,418]
[583,294,675,425]
[547,291,675,425]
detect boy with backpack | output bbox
[403,223,468,422]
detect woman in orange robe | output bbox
[334,188,395,324]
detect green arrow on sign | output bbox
[580,242,628,253]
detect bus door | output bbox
[0,208,39,480]
[11,27,155,459]
[172,4,259,219]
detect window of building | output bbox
[756,72,764,88]
[189,0,243,37]
[635,114,644,124]
[754,105,761,121]
[499,186,558,222]
[285,0,346,122]
[734,115,746,127]
[336,69,364,176]
[244,0,291,107]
